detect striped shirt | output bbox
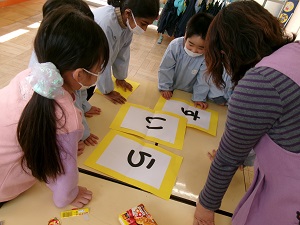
[199,66,300,210]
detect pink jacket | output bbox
[0,69,84,207]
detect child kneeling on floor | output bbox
[158,13,232,109]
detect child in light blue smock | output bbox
[93,0,160,104]
[158,13,232,109]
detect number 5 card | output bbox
[84,130,183,200]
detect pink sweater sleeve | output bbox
[46,130,82,208]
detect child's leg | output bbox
[243,149,256,167]
[157,33,164,44]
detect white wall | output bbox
[255,0,300,40]
[285,2,300,39]
[256,0,286,17]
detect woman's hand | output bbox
[71,186,93,208]
[193,202,215,225]
[104,91,126,104]
[85,106,101,118]
[116,79,133,92]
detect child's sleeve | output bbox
[158,46,177,91]
[222,71,233,101]
[81,90,92,113]
[97,66,114,94]
[112,37,132,80]
[207,70,232,105]
[207,82,227,105]
[96,27,115,94]
[74,91,91,141]
[46,131,82,208]
[192,62,210,102]
[80,116,91,141]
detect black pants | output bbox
[0,201,8,208]
[86,86,96,101]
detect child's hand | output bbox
[84,133,99,146]
[77,141,85,156]
[160,90,173,100]
[104,91,126,104]
[85,106,101,118]
[71,186,92,208]
[116,79,133,92]
[194,101,208,109]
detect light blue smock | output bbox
[74,89,92,141]
[93,5,133,94]
[28,51,91,141]
[158,37,231,103]
[206,71,233,104]
[222,72,233,103]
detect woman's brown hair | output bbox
[205,0,295,88]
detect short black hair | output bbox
[186,13,213,39]
[42,0,94,19]
[109,0,159,18]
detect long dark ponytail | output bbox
[17,6,109,183]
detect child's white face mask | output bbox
[184,46,203,57]
[75,68,99,90]
[126,11,145,35]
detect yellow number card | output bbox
[84,130,183,199]
[110,103,187,150]
[154,97,218,136]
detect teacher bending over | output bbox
[193,1,299,225]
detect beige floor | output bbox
[0,0,254,191]
[0,0,174,89]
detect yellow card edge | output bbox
[95,77,140,99]
[154,95,167,111]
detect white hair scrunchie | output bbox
[26,62,64,99]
